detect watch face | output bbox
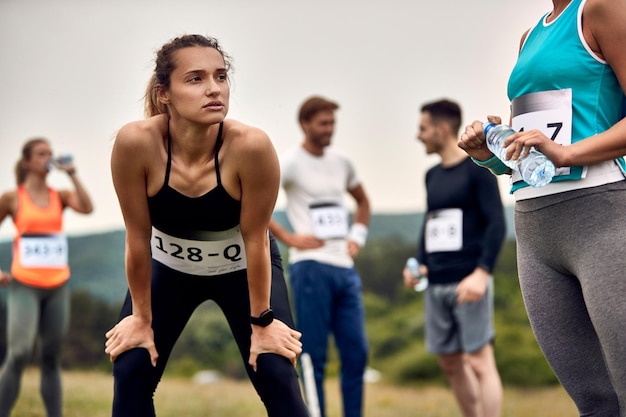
[260,309,274,326]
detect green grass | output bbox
[12,368,577,417]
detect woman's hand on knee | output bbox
[249,319,302,371]
[105,314,159,367]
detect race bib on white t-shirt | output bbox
[19,234,68,268]
[425,208,463,253]
[309,202,349,240]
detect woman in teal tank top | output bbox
[459,1,626,415]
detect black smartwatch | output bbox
[250,308,274,327]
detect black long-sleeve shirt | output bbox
[418,157,506,285]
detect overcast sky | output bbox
[0,0,550,239]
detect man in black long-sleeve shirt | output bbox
[403,99,505,417]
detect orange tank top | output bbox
[11,186,70,288]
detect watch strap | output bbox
[250,308,274,327]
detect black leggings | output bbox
[111,238,308,417]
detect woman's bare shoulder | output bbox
[0,190,17,216]
[222,119,272,151]
[0,190,17,203]
[115,115,168,149]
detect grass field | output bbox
[12,368,577,417]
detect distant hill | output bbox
[0,208,514,304]
[274,207,515,242]
[271,211,426,243]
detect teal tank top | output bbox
[507,0,625,191]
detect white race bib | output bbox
[425,209,463,253]
[309,202,349,240]
[511,89,576,182]
[19,234,68,268]
[151,226,247,276]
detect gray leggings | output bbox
[515,181,626,417]
[0,280,69,417]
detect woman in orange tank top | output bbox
[0,138,93,417]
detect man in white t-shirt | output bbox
[269,96,370,417]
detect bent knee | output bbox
[113,349,160,391]
[438,352,465,375]
[466,344,497,375]
[4,348,34,369]
[255,354,298,386]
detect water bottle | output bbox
[483,123,555,187]
[406,257,429,292]
[53,154,73,167]
[48,154,73,171]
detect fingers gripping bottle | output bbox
[406,257,429,292]
[483,123,555,187]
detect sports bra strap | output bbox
[164,121,224,187]
[214,122,224,186]
[164,131,173,187]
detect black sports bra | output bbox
[147,122,241,234]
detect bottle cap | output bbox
[483,122,496,135]
[54,154,73,166]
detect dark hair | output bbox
[420,99,462,135]
[298,96,339,123]
[144,34,233,118]
[15,137,49,185]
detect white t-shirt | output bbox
[280,146,361,267]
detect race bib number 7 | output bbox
[511,88,573,181]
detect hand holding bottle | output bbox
[483,122,555,187]
[50,154,76,175]
[403,257,429,292]
[458,116,502,161]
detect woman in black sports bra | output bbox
[105,34,308,417]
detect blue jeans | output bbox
[289,261,368,417]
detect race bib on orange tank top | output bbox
[18,234,69,268]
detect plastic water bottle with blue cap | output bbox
[47,154,74,171]
[483,122,555,187]
[406,257,429,292]
[53,154,73,167]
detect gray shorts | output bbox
[425,277,495,355]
